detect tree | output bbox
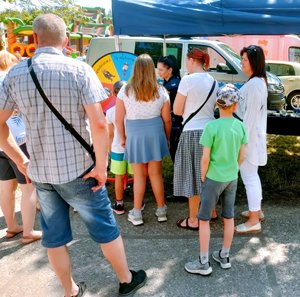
[0,1,90,26]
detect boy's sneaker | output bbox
[112,202,125,215]
[212,250,231,269]
[184,258,212,276]
[155,205,167,222]
[119,270,147,296]
[128,209,144,226]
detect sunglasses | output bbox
[246,45,258,52]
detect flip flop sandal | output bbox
[65,282,87,297]
[21,233,42,245]
[176,217,199,230]
[6,230,23,239]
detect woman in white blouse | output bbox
[116,54,171,226]
[173,48,218,230]
[235,45,268,234]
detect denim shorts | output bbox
[34,178,120,248]
[198,178,238,221]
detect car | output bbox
[266,60,300,110]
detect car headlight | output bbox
[268,83,284,94]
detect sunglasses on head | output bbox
[246,45,258,52]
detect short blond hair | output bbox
[0,50,19,71]
[33,14,67,47]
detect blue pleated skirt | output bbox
[125,116,170,163]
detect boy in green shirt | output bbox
[185,84,247,276]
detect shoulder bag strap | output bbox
[182,79,216,129]
[27,58,95,162]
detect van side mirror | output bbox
[216,63,230,73]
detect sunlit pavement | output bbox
[0,188,299,297]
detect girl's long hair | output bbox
[126,54,159,102]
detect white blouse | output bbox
[177,73,217,131]
[237,77,268,166]
[118,85,169,120]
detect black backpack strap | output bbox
[182,79,216,129]
[27,58,95,162]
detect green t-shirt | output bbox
[200,117,247,182]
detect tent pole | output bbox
[114,35,120,51]
[163,35,166,55]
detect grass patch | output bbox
[107,135,300,202]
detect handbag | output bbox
[27,58,96,166]
[176,79,216,138]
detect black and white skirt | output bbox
[173,129,203,198]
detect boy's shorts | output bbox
[198,178,238,220]
[110,152,133,175]
[0,143,28,184]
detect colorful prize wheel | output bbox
[92,51,137,113]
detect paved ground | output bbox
[0,185,299,297]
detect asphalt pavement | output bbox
[0,185,299,297]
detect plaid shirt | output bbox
[0,47,108,184]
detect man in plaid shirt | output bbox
[0,14,146,297]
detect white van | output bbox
[87,36,285,110]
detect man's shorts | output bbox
[0,143,28,184]
[198,178,238,221]
[34,177,120,248]
[110,152,133,175]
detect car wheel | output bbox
[287,92,300,110]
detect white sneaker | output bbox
[128,209,144,226]
[155,205,167,222]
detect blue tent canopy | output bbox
[112,0,300,36]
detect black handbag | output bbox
[27,58,96,169]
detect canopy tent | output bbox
[112,0,300,36]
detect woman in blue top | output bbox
[157,55,182,161]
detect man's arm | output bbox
[201,146,211,182]
[83,102,108,192]
[0,110,30,177]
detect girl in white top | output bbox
[235,45,268,234]
[116,54,172,226]
[173,48,218,230]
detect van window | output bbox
[134,42,163,65]
[166,43,182,67]
[188,44,227,71]
[289,47,300,63]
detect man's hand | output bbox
[17,159,31,183]
[83,166,107,192]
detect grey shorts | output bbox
[0,143,28,184]
[198,177,238,220]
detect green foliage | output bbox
[0,0,94,26]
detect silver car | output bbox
[266,60,300,110]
